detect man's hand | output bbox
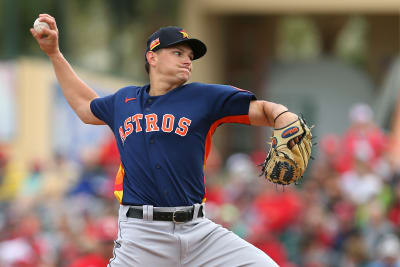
[260,116,313,185]
[30,14,60,57]
[274,110,300,149]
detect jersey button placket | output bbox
[145,98,153,112]
[155,164,161,169]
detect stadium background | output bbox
[0,0,399,266]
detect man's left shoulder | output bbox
[185,83,254,97]
[186,82,230,91]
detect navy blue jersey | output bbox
[90,82,256,207]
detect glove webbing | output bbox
[259,150,298,185]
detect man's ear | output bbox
[146,51,157,67]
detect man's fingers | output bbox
[31,15,60,56]
[39,13,55,21]
[38,14,58,32]
[32,26,57,41]
[40,27,53,36]
[39,13,54,18]
[30,28,41,40]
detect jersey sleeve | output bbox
[90,94,116,128]
[207,84,256,123]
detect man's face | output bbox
[150,43,194,84]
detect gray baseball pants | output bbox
[108,204,279,267]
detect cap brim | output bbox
[166,38,207,60]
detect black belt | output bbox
[126,205,204,223]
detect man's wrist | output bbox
[48,50,62,60]
[273,110,289,123]
[274,111,298,128]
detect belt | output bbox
[126,205,204,223]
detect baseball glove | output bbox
[260,116,313,185]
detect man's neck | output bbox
[148,75,185,96]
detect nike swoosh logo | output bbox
[125,97,136,103]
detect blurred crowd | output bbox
[206,103,400,267]
[0,138,120,267]
[0,103,399,267]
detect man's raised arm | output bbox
[30,14,104,125]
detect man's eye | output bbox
[174,51,181,56]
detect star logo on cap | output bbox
[180,30,189,39]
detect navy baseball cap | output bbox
[145,26,207,61]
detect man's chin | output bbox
[177,73,190,83]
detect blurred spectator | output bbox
[98,134,120,168]
[0,237,36,267]
[252,185,302,233]
[339,232,369,267]
[68,148,108,197]
[340,152,382,205]
[226,153,257,183]
[0,212,49,267]
[98,134,121,199]
[362,200,395,258]
[388,182,400,229]
[17,160,45,209]
[319,134,341,169]
[204,144,222,179]
[0,149,7,188]
[300,236,331,267]
[0,146,25,202]
[336,103,387,174]
[41,152,79,202]
[67,216,116,267]
[250,232,294,267]
[366,234,400,267]
[330,200,358,252]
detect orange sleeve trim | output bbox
[230,85,252,94]
[202,115,250,202]
[204,115,250,165]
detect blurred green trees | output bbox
[0,0,180,81]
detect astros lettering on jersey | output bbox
[119,113,192,142]
[91,82,255,207]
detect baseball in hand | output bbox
[33,18,50,34]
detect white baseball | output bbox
[33,18,50,34]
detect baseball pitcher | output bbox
[31,14,312,267]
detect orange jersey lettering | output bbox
[132,114,143,132]
[145,114,160,132]
[119,126,126,142]
[175,117,192,136]
[162,114,175,133]
[124,117,133,137]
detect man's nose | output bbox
[183,55,192,64]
